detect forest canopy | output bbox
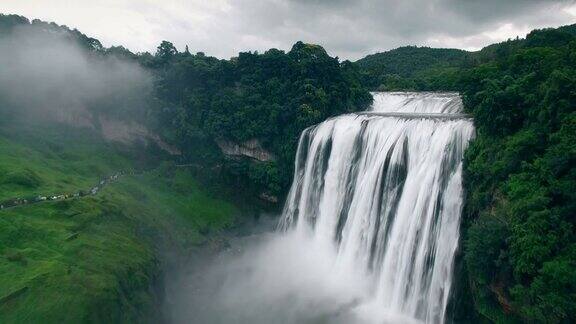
[148,40,372,195]
[459,26,576,323]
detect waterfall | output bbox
[280,92,475,323]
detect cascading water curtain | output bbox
[280,92,475,323]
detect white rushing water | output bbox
[279,92,475,323]
[369,92,463,113]
[167,92,474,324]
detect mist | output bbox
[0,21,152,125]
[164,230,375,324]
[164,228,429,324]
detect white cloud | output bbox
[1,0,575,60]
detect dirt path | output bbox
[0,170,135,211]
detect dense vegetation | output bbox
[459,27,576,323]
[356,46,470,90]
[149,41,372,195]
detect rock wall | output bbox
[98,116,181,155]
[216,139,275,162]
[53,107,181,156]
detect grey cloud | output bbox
[3,0,575,60]
[199,0,575,59]
[446,0,573,22]
[0,23,152,122]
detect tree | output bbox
[155,40,177,62]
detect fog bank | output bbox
[0,22,152,124]
[164,230,378,324]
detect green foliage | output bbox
[0,14,103,52]
[0,123,131,201]
[155,40,178,63]
[247,162,281,195]
[149,41,372,195]
[0,14,371,197]
[0,199,158,324]
[459,25,576,323]
[0,169,42,189]
[465,213,511,286]
[356,46,469,90]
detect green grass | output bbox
[0,122,132,201]
[116,168,236,237]
[0,122,238,323]
[0,199,156,323]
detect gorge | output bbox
[166,92,475,324]
[2,12,575,323]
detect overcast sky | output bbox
[2,0,576,60]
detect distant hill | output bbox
[356,46,469,77]
[472,23,576,63]
[357,23,576,91]
[355,46,470,89]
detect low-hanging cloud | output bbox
[0,22,152,123]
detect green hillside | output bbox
[0,121,237,323]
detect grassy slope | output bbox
[0,121,237,323]
[0,125,131,201]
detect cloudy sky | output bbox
[2,0,576,60]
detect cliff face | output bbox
[53,107,181,156]
[98,116,181,155]
[216,139,275,162]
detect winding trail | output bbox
[0,170,136,211]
